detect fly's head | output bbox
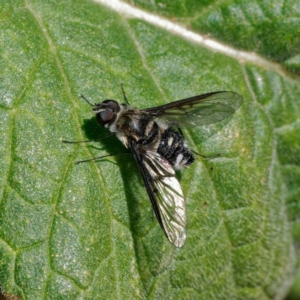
[93,100,120,127]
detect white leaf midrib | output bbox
[94,0,291,78]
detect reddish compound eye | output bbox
[102,100,119,109]
[94,99,120,126]
[100,109,114,123]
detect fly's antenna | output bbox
[80,94,94,107]
[120,83,130,105]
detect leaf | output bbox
[126,0,300,65]
[0,0,299,299]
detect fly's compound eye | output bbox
[98,109,114,125]
[102,100,119,109]
[94,99,120,126]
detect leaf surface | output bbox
[0,0,299,299]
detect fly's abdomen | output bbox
[157,128,194,169]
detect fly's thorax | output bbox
[111,108,162,150]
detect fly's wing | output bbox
[130,141,186,247]
[144,91,243,128]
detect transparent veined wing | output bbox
[144,91,243,128]
[130,141,186,247]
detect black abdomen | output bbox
[157,128,194,169]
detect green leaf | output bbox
[126,0,300,65]
[0,0,299,299]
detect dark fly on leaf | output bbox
[64,89,243,247]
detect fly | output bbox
[65,88,243,247]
